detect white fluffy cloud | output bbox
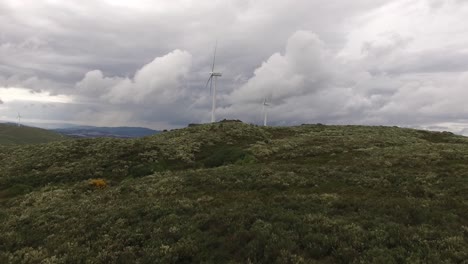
[223,30,368,124]
[230,31,336,104]
[76,50,192,104]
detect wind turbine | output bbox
[262,97,270,126]
[204,42,222,123]
[17,112,22,127]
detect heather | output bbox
[0,122,467,263]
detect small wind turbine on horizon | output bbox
[17,112,22,127]
[204,41,222,123]
[262,96,271,126]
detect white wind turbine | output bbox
[17,112,22,127]
[262,97,271,126]
[204,42,222,123]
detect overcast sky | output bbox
[1,0,468,132]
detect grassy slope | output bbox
[0,124,66,145]
[0,122,467,263]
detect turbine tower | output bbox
[17,112,22,127]
[204,42,222,123]
[262,97,270,126]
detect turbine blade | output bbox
[204,75,213,91]
[211,41,217,72]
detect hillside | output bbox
[0,122,467,263]
[0,123,67,145]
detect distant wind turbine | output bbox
[262,97,271,126]
[204,42,222,123]
[17,112,22,127]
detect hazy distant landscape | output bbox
[52,125,160,138]
[0,122,466,263]
[0,122,159,145]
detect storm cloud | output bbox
[1,0,468,133]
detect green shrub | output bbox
[2,184,32,197]
[200,145,251,168]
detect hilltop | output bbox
[0,122,467,263]
[0,123,67,145]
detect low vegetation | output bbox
[0,122,467,263]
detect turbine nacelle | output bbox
[210,72,222,77]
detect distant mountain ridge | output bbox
[52,125,160,138]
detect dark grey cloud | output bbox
[1,0,468,132]
[2,1,387,80]
[376,50,468,75]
